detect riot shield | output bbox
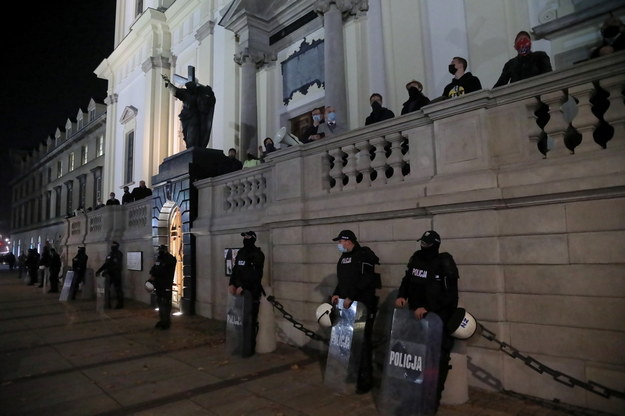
[225,291,254,357]
[323,299,368,394]
[59,271,75,302]
[378,310,443,416]
[96,274,110,313]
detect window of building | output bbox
[92,167,102,208]
[68,153,75,172]
[89,107,96,121]
[46,191,52,220]
[81,145,88,165]
[96,136,104,157]
[78,117,84,131]
[77,175,87,210]
[135,0,143,18]
[54,187,62,218]
[57,160,63,178]
[67,126,72,138]
[125,131,134,184]
[47,167,52,183]
[65,181,74,215]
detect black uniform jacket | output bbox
[229,245,265,299]
[397,250,459,325]
[150,252,177,295]
[333,244,381,312]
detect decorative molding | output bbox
[119,106,139,125]
[314,0,368,16]
[142,55,171,73]
[234,47,277,68]
[195,20,215,42]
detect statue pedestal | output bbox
[152,147,236,184]
[152,147,238,316]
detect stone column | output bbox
[315,0,368,128]
[367,0,387,99]
[234,49,268,156]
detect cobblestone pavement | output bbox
[0,267,614,416]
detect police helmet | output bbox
[144,280,155,293]
[447,308,478,339]
[315,302,338,328]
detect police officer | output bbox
[48,248,62,293]
[148,245,177,329]
[228,231,265,355]
[395,230,459,412]
[331,229,380,394]
[70,247,88,300]
[96,242,124,309]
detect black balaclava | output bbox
[243,237,256,248]
[418,242,440,260]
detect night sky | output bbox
[0,1,116,237]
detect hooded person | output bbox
[493,30,552,88]
[228,231,265,355]
[442,57,482,98]
[395,230,460,413]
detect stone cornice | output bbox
[195,20,215,42]
[234,47,277,68]
[314,0,368,16]
[142,55,171,73]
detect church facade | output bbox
[10,1,625,414]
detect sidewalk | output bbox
[0,266,608,416]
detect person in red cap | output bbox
[395,230,459,412]
[331,229,381,394]
[229,231,265,355]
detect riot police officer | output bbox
[228,231,265,355]
[331,229,380,394]
[148,245,177,329]
[395,230,459,412]
[96,242,124,309]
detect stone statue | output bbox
[162,71,216,149]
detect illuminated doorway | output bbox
[169,206,183,310]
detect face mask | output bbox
[408,86,421,98]
[243,238,255,247]
[337,244,347,253]
[602,26,620,39]
[448,64,458,75]
[327,112,336,122]
[371,100,381,109]
[514,37,532,55]
[265,143,276,151]
[312,114,321,122]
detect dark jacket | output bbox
[229,244,265,299]
[401,88,431,115]
[442,72,482,98]
[397,249,459,325]
[493,51,552,88]
[365,102,395,126]
[72,251,88,277]
[106,198,120,206]
[131,186,152,201]
[149,252,177,296]
[96,249,123,277]
[122,191,133,204]
[50,252,62,276]
[333,244,381,312]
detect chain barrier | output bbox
[479,324,625,401]
[265,295,329,344]
[265,294,624,402]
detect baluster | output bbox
[524,96,546,156]
[541,90,569,157]
[600,76,625,148]
[234,180,243,210]
[568,83,600,153]
[259,175,267,205]
[225,182,234,211]
[328,148,345,193]
[355,140,372,189]
[386,132,405,183]
[244,178,253,209]
[341,144,358,191]
[370,137,387,186]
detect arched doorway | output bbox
[168,207,183,309]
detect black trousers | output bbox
[357,313,376,391]
[49,270,60,292]
[70,271,85,300]
[157,291,172,327]
[109,274,124,308]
